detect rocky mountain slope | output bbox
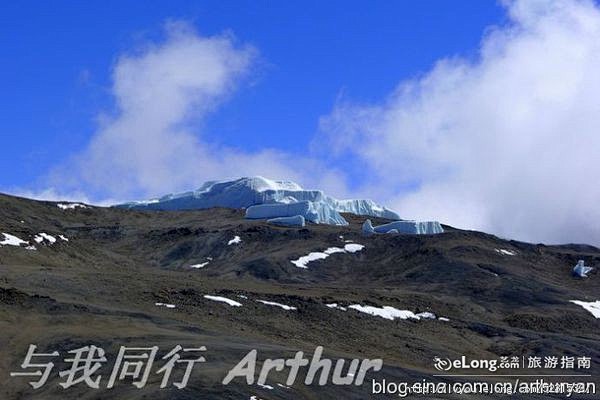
[1,193,599,399]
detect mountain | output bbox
[116,176,404,225]
[1,192,599,399]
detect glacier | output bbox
[117,176,401,225]
[116,176,444,233]
[573,260,593,278]
[247,201,348,225]
[362,218,444,235]
[266,215,306,227]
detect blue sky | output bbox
[1,0,503,190]
[3,0,600,245]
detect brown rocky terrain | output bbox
[0,193,598,399]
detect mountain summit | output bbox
[116,176,401,225]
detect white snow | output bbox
[59,235,69,242]
[416,311,437,319]
[34,233,57,244]
[155,302,176,309]
[238,295,248,299]
[228,236,242,245]
[439,317,450,322]
[348,305,442,321]
[257,383,274,390]
[190,262,210,269]
[57,203,87,210]
[25,245,37,251]
[324,247,346,254]
[495,248,517,256]
[344,243,364,253]
[291,252,329,268]
[0,233,29,247]
[117,176,401,225]
[326,303,347,311]
[256,300,297,311]
[204,295,242,307]
[291,243,365,268]
[573,260,593,278]
[348,305,420,321]
[570,300,600,318]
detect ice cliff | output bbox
[573,260,593,278]
[362,218,444,235]
[267,215,306,227]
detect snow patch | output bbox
[257,383,274,390]
[344,243,364,253]
[204,295,242,307]
[439,317,450,322]
[228,236,242,245]
[326,303,347,311]
[190,262,210,269]
[495,248,516,256]
[291,243,365,268]
[0,233,29,247]
[345,305,445,321]
[34,233,57,244]
[416,312,437,319]
[570,300,600,318]
[256,300,297,311]
[324,247,346,255]
[349,305,420,321]
[155,302,176,309]
[57,203,87,210]
[290,252,329,268]
[59,235,69,242]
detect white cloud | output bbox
[43,21,345,201]
[9,187,96,204]
[320,0,600,244]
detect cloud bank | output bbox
[320,0,600,244]
[46,22,345,202]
